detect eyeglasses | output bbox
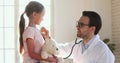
[76,21,89,27]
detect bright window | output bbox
[0,0,16,63]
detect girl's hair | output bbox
[19,1,44,54]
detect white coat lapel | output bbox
[83,35,100,55]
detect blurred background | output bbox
[0,0,120,63]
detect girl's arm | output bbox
[26,38,58,62]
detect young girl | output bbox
[19,1,57,63]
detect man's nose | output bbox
[76,25,80,30]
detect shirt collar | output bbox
[82,35,97,49]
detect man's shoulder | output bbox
[95,40,111,53]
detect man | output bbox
[58,11,115,63]
[41,11,115,63]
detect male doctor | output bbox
[41,11,115,63]
[58,11,115,63]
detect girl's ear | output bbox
[32,12,37,17]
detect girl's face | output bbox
[32,10,45,25]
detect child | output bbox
[19,1,57,63]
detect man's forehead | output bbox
[79,16,90,23]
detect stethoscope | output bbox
[64,38,82,59]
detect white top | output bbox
[22,26,45,63]
[59,35,115,63]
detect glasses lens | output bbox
[77,21,89,27]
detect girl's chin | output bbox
[37,23,40,25]
[37,22,41,25]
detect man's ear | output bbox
[90,26,96,33]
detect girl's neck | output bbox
[29,19,36,27]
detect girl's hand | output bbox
[40,27,50,39]
[47,57,58,63]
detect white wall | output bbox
[53,0,112,43]
[85,0,112,40]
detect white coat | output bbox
[59,35,115,63]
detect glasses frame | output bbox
[76,21,89,28]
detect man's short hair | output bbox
[82,11,102,35]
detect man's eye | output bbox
[78,23,83,26]
[80,23,84,26]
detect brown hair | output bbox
[19,1,44,54]
[82,11,102,35]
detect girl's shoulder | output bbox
[23,26,36,34]
[26,26,35,30]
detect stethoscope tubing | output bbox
[64,38,82,59]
